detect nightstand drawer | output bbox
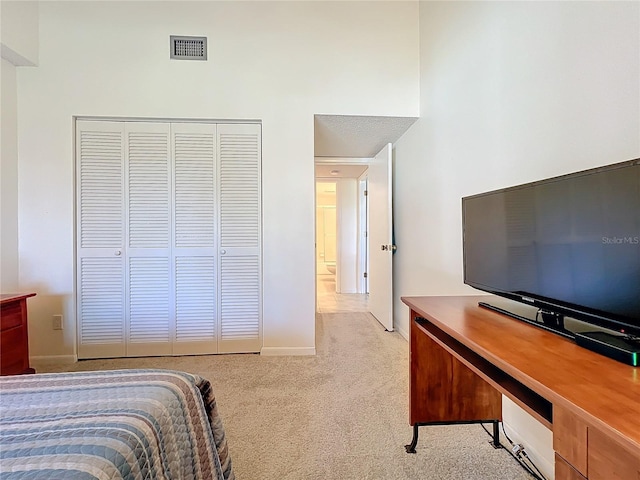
[1,301,23,331]
[0,325,28,375]
[0,293,36,376]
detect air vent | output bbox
[170,36,207,61]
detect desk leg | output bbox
[492,420,500,448]
[405,424,420,453]
[405,420,500,454]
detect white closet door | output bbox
[76,121,126,359]
[217,123,262,353]
[125,122,172,356]
[171,123,218,355]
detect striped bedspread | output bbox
[0,369,234,480]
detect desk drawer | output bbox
[1,301,24,331]
[588,428,640,480]
[556,454,587,480]
[554,405,588,476]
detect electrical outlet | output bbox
[52,314,63,330]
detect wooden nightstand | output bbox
[1,293,36,375]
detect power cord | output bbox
[480,423,548,480]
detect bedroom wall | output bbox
[1,58,20,293]
[393,1,640,477]
[1,1,39,293]
[1,1,39,66]
[16,1,419,359]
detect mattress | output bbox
[0,369,234,480]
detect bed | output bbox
[0,369,234,480]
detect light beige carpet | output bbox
[37,312,532,479]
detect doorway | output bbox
[313,114,417,320]
[315,165,369,314]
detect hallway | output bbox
[316,266,369,314]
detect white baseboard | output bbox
[30,355,77,365]
[397,325,409,341]
[260,347,316,356]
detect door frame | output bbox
[357,173,369,294]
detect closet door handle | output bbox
[115,250,122,256]
[220,249,226,255]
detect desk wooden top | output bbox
[402,295,640,456]
[0,293,36,305]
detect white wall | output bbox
[17,1,419,358]
[1,1,39,65]
[1,2,39,293]
[394,1,639,477]
[336,178,358,293]
[1,58,19,292]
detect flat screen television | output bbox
[462,158,640,338]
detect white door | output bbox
[217,124,262,353]
[367,143,394,331]
[125,122,172,357]
[76,120,126,359]
[171,122,218,355]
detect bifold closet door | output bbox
[77,120,261,358]
[125,122,172,357]
[76,121,126,359]
[218,124,262,353]
[76,121,174,358]
[171,123,218,355]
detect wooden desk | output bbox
[1,293,36,375]
[402,295,640,480]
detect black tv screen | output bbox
[462,159,640,336]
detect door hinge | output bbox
[364,190,368,196]
[364,272,368,278]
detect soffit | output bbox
[314,114,417,158]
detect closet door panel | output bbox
[78,257,126,359]
[173,123,217,249]
[219,256,260,350]
[171,123,218,354]
[217,124,262,353]
[125,123,172,355]
[127,124,171,249]
[76,121,126,359]
[174,256,217,354]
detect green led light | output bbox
[633,352,637,367]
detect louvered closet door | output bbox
[217,124,262,353]
[171,123,218,355]
[125,122,172,356]
[76,121,126,359]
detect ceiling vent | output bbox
[170,36,207,61]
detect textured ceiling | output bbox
[315,164,368,179]
[314,114,418,158]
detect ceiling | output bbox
[315,164,368,179]
[314,114,418,158]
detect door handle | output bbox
[115,250,122,256]
[381,245,397,252]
